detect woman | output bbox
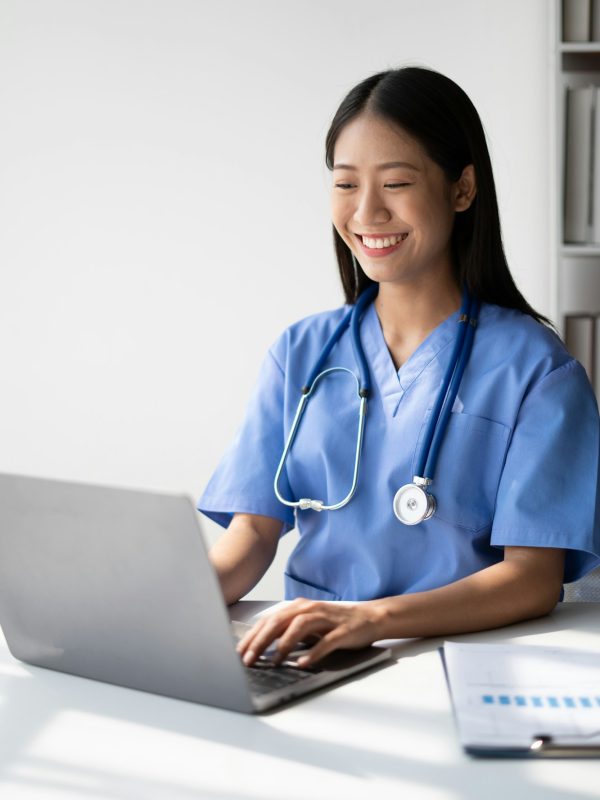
[198,66,600,669]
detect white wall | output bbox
[0,0,551,598]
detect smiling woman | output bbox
[198,66,600,670]
[330,113,469,345]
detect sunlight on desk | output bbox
[526,761,600,798]
[1,691,457,800]
[0,663,34,679]
[517,627,600,650]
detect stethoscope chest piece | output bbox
[393,479,436,526]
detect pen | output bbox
[530,733,600,758]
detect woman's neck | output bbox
[373,276,462,369]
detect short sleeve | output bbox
[197,347,295,533]
[491,359,600,582]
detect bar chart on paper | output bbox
[443,642,600,752]
[480,692,599,710]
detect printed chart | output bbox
[443,642,600,751]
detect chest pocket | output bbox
[413,411,511,532]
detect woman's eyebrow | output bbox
[332,161,421,171]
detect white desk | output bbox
[0,602,598,800]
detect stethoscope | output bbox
[273,284,480,525]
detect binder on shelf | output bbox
[565,313,595,383]
[563,0,591,41]
[442,642,600,758]
[595,314,600,396]
[564,85,594,244]
[593,87,600,243]
[593,0,600,40]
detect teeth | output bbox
[361,233,408,249]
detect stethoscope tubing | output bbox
[414,288,477,480]
[302,308,353,393]
[422,293,480,481]
[350,284,378,396]
[274,366,368,511]
[275,284,377,511]
[302,284,378,394]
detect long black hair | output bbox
[325,66,550,326]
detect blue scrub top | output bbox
[198,301,600,601]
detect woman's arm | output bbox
[236,545,565,666]
[209,512,282,605]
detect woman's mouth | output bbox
[355,232,409,257]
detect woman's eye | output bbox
[333,181,412,190]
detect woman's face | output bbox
[330,112,474,290]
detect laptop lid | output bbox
[0,472,255,713]
[0,473,392,713]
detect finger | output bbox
[296,626,351,668]
[270,614,333,663]
[236,618,268,654]
[236,600,323,665]
[239,613,297,665]
[266,602,336,662]
[274,615,329,664]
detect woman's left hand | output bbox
[236,598,387,668]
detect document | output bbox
[443,642,600,756]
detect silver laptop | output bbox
[0,473,391,713]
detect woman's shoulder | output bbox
[269,303,350,367]
[473,304,595,426]
[477,302,571,372]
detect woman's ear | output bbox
[454,164,477,212]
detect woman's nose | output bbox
[353,189,391,227]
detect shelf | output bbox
[560,42,600,51]
[556,3,600,390]
[561,244,600,256]
[561,50,600,70]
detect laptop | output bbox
[0,472,391,713]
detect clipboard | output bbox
[440,642,600,759]
[465,735,600,758]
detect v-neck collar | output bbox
[361,301,459,417]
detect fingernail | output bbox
[243,650,255,666]
[297,655,310,667]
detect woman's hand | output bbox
[236,598,387,668]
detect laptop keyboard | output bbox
[230,620,319,696]
[245,663,316,695]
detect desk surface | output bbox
[0,602,598,800]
